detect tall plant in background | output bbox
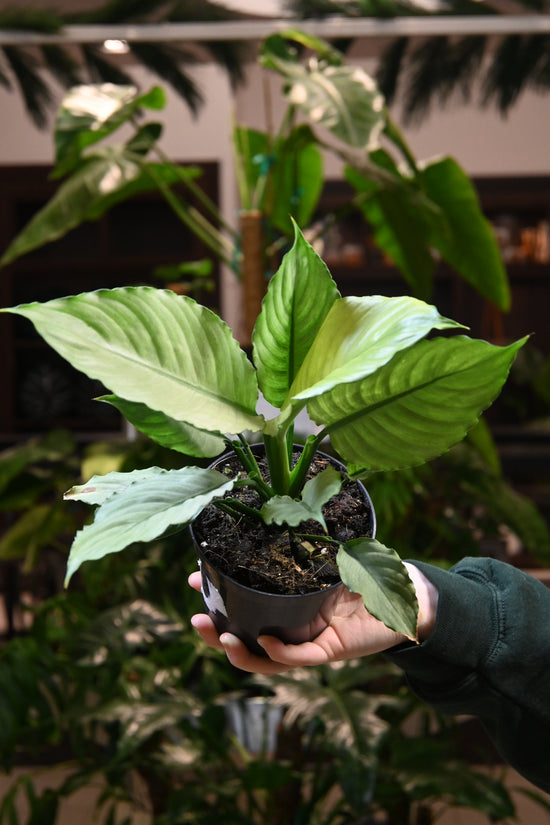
[0,29,509,341]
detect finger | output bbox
[190,613,225,650]
[219,633,294,675]
[188,571,202,592]
[257,635,331,667]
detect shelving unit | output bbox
[314,175,550,356]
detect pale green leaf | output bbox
[291,294,463,402]
[64,466,167,506]
[100,395,225,458]
[261,495,317,529]
[4,287,263,437]
[262,465,342,530]
[337,539,418,638]
[252,224,340,408]
[316,336,527,471]
[65,466,236,585]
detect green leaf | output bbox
[291,294,463,403]
[252,224,340,408]
[317,336,527,471]
[268,126,324,235]
[64,466,236,584]
[4,287,263,437]
[235,124,323,235]
[337,538,418,638]
[261,465,342,530]
[65,466,167,506]
[0,504,73,566]
[0,429,75,498]
[264,50,385,150]
[420,156,511,311]
[53,83,166,174]
[345,162,437,300]
[100,395,225,458]
[0,152,198,267]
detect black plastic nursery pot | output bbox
[190,444,376,657]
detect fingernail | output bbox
[220,633,240,649]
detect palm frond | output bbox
[201,41,248,89]
[376,36,409,105]
[81,45,135,87]
[482,33,550,112]
[2,46,53,128]
[66,0,174,24]
[401,36,452,124]
[40,45,82,90]
[130,43,203,113]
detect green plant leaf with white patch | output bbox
[261,37,385,150]
[261,465,342,531]
[337,538,418,639]
[64,466,236,585]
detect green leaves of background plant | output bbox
[4,286,263,439]
[0,83,199,268]
[233,124,323,234]
[261,32,386,150]
[53,83,166,175]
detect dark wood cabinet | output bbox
[0,163,220,444]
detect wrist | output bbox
[404,562,439,641]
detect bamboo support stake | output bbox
[240,209,265,347]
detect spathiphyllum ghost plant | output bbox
[2,225,525,641]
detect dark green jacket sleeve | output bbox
[386,557,550,792]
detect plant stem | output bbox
[212,497,263,522]
[263,432,291,496]
[228,437,273,501]
[383,108,419,175]
[141,162,236,266]
[288,432,327,499]
[152,141,238,239]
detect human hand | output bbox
[188,563,437,675]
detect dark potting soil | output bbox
[193,449,374,596]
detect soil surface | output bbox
[193,448,375,596]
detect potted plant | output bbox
[1,224,525,649]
